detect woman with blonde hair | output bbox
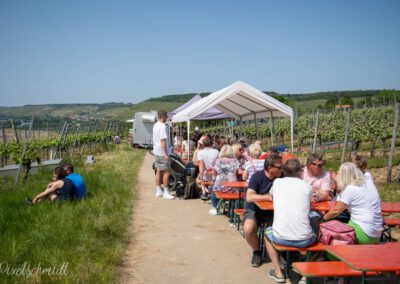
[208,144,240,215]
[242,143,265,182]
[321,162,383,244]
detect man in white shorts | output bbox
[153,110,174,200]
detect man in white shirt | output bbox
[152,110,174,199]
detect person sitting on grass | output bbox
[321,162,383,244]
[63,162,87,200]
[25,167,76,205]
[242,143,265,182]
[264,158,316,283]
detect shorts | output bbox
[265,226,317,248]
[155,155,170,171]
[243,209,273,227]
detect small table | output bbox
[324,243,400,283]
[381,202,400,213]
[221,181,248,188]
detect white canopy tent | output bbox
[171,81,294,154]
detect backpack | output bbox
[319,220,356,245]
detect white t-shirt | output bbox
[364,171,374,183]
[270,177,313,241]
[337,181,383,238]
[152,121,171,156]
[197,147,219,170]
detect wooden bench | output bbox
[293,261,378,279]
[233,209,245,232]
[271,242,325,279]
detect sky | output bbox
[0,0,399,106]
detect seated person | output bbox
[197,136,219,200]
[264,158,316,283]
[209,145,240,215]
[243,154,283,268]
[321,162,383,244]
[181,133,195,163]
[63,163,87,199]
[242,143,265,182]
[261,145,279,160]
[26,167,76,205]
[232,143,246,178]
[302,153,331,202]
[354,155,374,183]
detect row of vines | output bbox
[201,105,399,158]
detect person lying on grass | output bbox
[25,167,76,205]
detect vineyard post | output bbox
[269,111,274,146]
[15,117,34,184]
[54,121,67,159]
[341,110,351,164]
[1,121,6,167]
[312,109,320,153]
[70,123,81,159]
[80,121,93,156]
[10,119,19,144]
[60,123,70,159]
[387,103,399,183]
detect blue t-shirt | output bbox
[66,173,87,199]
[245,170,276,218]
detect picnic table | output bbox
[324,243,400,283]
[256,201,400,213]
[255,200,335,212]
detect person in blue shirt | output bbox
[63,163,87,199]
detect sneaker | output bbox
[163,191,175,200]
[209,208,218,215]
[267,269,285,283]
[155,188,164,197]
[204,193,211,200]
[200,193,206,201]
[25,197,33,206]
[251,251,262,267]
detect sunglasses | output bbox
[311,162,324,168]
[272,165,283,170]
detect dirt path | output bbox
[119,152,276,284]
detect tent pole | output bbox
[269,111,274,146]
[254,113,258,141]
[291,114,294,154]
[187,120,191,161]
[240,116,243,138]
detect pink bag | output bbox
[319,220,356,245]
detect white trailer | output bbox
[131,111,157,148]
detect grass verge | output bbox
[0,145,145,283]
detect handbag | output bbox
[319,220,356,245]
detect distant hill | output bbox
[0,89,398,121]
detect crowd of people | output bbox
[152,110,384,283]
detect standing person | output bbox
[63,163,87,200]
[354,155,374,183]
[153,110,174,200]
[243,153,283,267]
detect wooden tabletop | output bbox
[324,243,400,272]
[215,192,245,200]
[255,200,335,212]
[381,202,400,213]
[221,181,248,188]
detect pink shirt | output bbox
[302,167,331,192]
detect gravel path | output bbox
[119,152,275,284]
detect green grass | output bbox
[0,145,145,283]
[378,183,400,202]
